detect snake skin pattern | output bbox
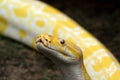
[0,0,120,80]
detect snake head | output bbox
[36,34,83,65]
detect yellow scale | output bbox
[0,0,120,80]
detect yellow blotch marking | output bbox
[67,46,81,59]
[0,16,8,34]
[66,41,82,60]
[43,5,61,14]
[52,20,77,36]
[63,19,79,28]
[81,32,93,38]
[13,5,30,18]
[32,38,38,50]
[52,21,65,36]
[93,56,113,72]
[0,0,3,2]
[36,20,45,27]
[43,5,78,28]
[107,70,120,80]
[67,37,76,44]
[83,45,104,59]
[19,30,27,38]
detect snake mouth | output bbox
[36,38,74,58]
[36,39,79,64]
[35,34,82,62]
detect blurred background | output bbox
[0,0,120,80]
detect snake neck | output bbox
[59,62,90,80]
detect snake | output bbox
[0,0,120,80]
[36,34,91,80]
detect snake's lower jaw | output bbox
[36,42,79,64]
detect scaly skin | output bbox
[36,34,91,80]
[0,0,120,80]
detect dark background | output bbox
[0,0,120,80]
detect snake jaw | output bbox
[36,34,82,64]
[36,38,73,58]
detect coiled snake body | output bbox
[0,0,120,80]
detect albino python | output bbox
[36,34,91,80]
[0,0,120,80]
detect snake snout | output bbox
[36,38,42,43]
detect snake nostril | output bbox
[36,39,43,43]
[39,39,43,43]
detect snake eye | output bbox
[60,39,65,44]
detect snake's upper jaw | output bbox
[35,34,82,64]
[36,41,78,64]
